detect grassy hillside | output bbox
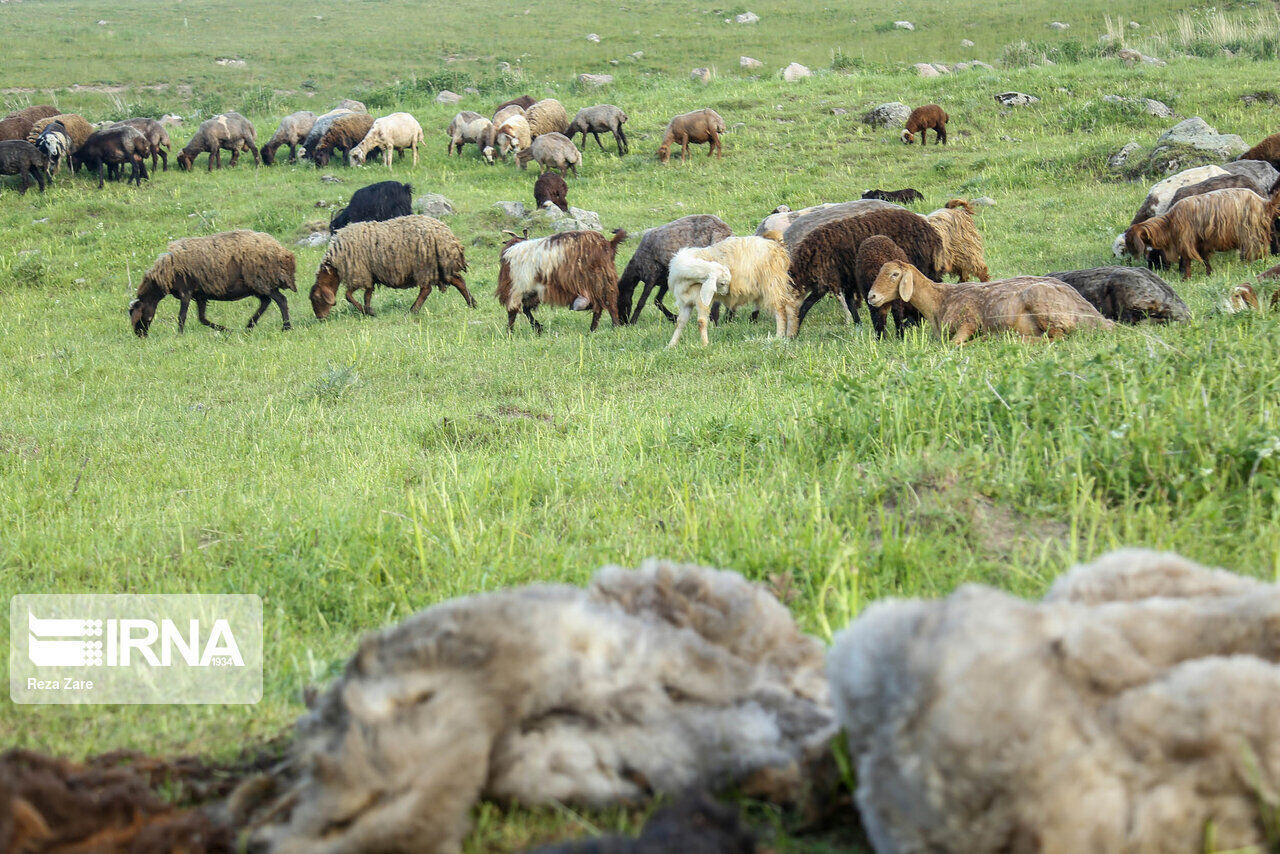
[3,0,1280,849]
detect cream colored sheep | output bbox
[666,234,797,346]
[926,199,990,281]
[446,111,492,157]
[524,98,569,138]
[482,113,531,163]
[351,112,424,167]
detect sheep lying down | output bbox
[829,548,1280,854]
[240,560,835,854]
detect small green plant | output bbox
[239,85,280,117]
[310,363,360,403]
[830,48,864,71]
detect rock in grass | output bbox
[915,63,941,78]
[894,20,914,30]
[435,90,463,105]
[782,62,812,81]
[691,67,713,84]
[740,56,763,69]
[413,194,454,217]
[863,102,911,127]
[735,11,759,24]
[994,91,1039,107]
[1107,142,1141,171]
[578,73,613,88]
[493,201,527,219]
[1049,21,1069,30]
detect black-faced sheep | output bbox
[73,125,150,188]
[34,123,70,178]
[533,171,569,214]
[311,113,375,167]
[867,260,1112,344]
[524,98,570,138]
[176,112,258,171]
[299,108,353,160]
[497,229,626,333]
[351,112,424,168]
[129,230,296,336]
[523,794,757,854]
[666,234,797,346]
[862,188,924,204]
[0,140,47,194]
[310,215,473,318]
[566,105,628,155]
[1046,267,1191,323]
[260,111,317,165]
[329,181,413,232]
[657,109,725,163]
[495,95,536,113]
[902,104,947,145]
[446,111,493,158]
[926,199,990,282]
[516,132,581,176]
[1237,131,1280,169]
[1123,188,1279,278]
[617,214,733,324]
[113,118,171,172]
[853,235,920,336]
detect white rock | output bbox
[931,62,951,74]
[578,73,614,88]
[631,51,644,59]
[914,63,941,78]
[586,32,600,42]
[297,231,330,248]
[862,103,911,126]
[493,201,527,219]
[740,56,763,69]
[413,194,454,217]
[994,91,1039,107]
[894,20,914,30]
[435,90,463,104]
[215,58,246,67]
[735,11,759,24]
[1129,21,1140,29]
[971,196,996,207]
[1049,21,1069,30]
[961,39,975,47]
[782,62,812,81]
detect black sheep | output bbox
[73,125,150,188]
[1046,267,1190,324]
[534,171,569,213]
[329,181,413,232]
[522,794,757,854]
[0,139,47,194]
[862,188,924,204]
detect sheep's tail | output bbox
[609,229,628,250]
[945,199,976,215]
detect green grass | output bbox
[4,0,1280,849]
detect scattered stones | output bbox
[734,11,759,24]
[578,73,614,88]
[994,91,1040,107]
[931,62,951,74]
[740,56,763,69]
[1241,91,1279,107]
[782,62,812,81]
[690,67,713,84]
[297,231,330,248]
[413,194,454,217]
[1049,21,1069,30]
[493,201,527,219]
[320,174,344,184]
[894,20,914,30]
[1118,48,1165,66]
[1129,20,1140,29]
[972,60,995,70]
[630,51,644,60]
[1107,142,1141,170]
[961,39,975,47]
[215,58,246,68]
[914,63,941,78]
[435,90,463,104]
[586,32,600,42]
[463,86,479,95]
[863,102,912,127]
[563,206,602,232]
[609,59,619,66]
[159,114,183,127]
[831,108,848,116]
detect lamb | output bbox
[241,560,834,854]
[566,104,629,155]
[867,260,1113,344]
[350,112,424,167]
[853,236,919,337]
[1237,130,1280,169]
[259,111,317,165]
[516,132,582,176]
[1123,187,1280,278]
[617,214,733,323]
[523,794,757,854]
[1045,266,1190,323]
[497,229,626,333]
[176,112,258,171]
[129,230,296,336]
[484,113,531,163]
[310,215,473,318]
[0,140,47,194]
[33,123,70,178]
[298,108,353,160]
[329,181,413,232]
[494,95,537,113]
[901,104,948,145]
[666,234,797,346]
[861,188,923,204]
[311,113,375,167]
[533,170,569,213]
[446,110,493,157]
[113,117,172,172]
[73,125,150,188]
[925,199,990,282]
[657,109,725,163]
[524,98,570,138]
[1224,282,1260,312]
[827,548,1280,854]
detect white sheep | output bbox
[482,113,531,163]
[666,234,798,347]
[351,112,424,167]
[446,110,493,158]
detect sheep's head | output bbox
[350,147,367,166]
[481,145,496,164]
[868,260,913,307]
[657,142,672,163]
[310,263,340,319]
[260,144,276,166]
[129,297,155,337]
[313,148,332,167]
[900,129,915,145]
[176,151,194,171]
[1123,224,1150,262]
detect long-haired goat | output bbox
[926,199,990,282]
[497,229,626,333]
[1123,188,1280,278]
[666,234,796,347]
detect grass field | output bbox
[4,0,1280,848]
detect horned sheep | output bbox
[497,229,626,333]
[1123,188,1280,278]
[618,214,733,323]
[351,112,424,168]
[666,234,798,346]
[260,111,317,165]
[657,108,725,163]
[176,112,258,171]
[566,104,629,155]
[516,132,581,176]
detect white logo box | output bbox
[10,594,262,704]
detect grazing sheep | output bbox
[484,113,532,163]
[523,794,757,854]
[446,110,493,157]
[311,215,473,318]
[129,230,296,336]
[34,123,70,178]
[787,208,943,331]
[483,103,527,155]
[351,112,424,168]
[311,113,375,167]
[867,260,1113,343]
[901,104,948,145]
[1123,188,1279,278]
[0,115,35,142]
[617,214,734,323]
[524,98,570,138]
[27,114,94,158]
[329,181,413,232]
[926,199,990,282]
[73,125,150,188]
[566,104,629,155]
[0,140,47,194]
[657,109,726,163]
[516,132,582,176]
[533,171,569,213]
[666,234,797,346]
[828,548,1280,854]
[1237,131,1280,169]
[3,104,59,123]
[853,236,919,336]
[758,200,900,245]
[497,229,626,333]
[1128,165,1228,227]
[1169,173,1267,209]
[176,112,258,171]
[861,188,923,204]
[260,111,317,165]
[1224,282,1260,312]
[242,560,833,854]
[1047,267,1191,323]
[113,118,171,172]
[495,94,537,113]
[299,108,353,160]
[1222,158,1280,192]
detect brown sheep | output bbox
[497,229,626,333]
[1123,188,1280,278]
[534,171,569,213]
[176,112,258,171]
[6,104,60,122]
[113,118,172,172]
[926,199,990,282]
[312,113,375,167]
[495,95,537,113]
[524,98,570,138]
[657,109,726,163]
[1237,132,1280,169]
[0,116,35,142]
[868,260,1114,344]
[28,114,94,153]
[902,104,948,146]
[854,235,920,337]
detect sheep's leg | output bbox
[697,301,713,345]
[288,144,298,163]
[210,149,219,171]
[950,321,977,345]
[411,142,419,167]
[270,291,292,330]
[681,136,690,162]
[196,296,227,331]
[651,284,678,322]
[344,287,366,315]
[362,287,376,316]
[835,289,855,324]
[246,295,271,329]
[939,126,947,145]
[523,306,543,335]
[506,308,519,332]
[410,286,431,313]
[1180,256,1191,280]
[229,145,240,167]
[630,281,657,324]
[449,275,477,308]
[615,128,628,155]
[34,167,45,193]
[872,305,891,338]
[794,289,827,332]
[19,169,30,195]
[177,296,191,333]
[96,163,106,189]
[589,308,603,331]
[668,305,693,347]
[710,131,722,158]
[774,307,787,338]
[592,131,607,152]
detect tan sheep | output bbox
[350,112,424,167]
[524,98,569,138]
[483,113,531,163]
[926,199,990,282]
[657,108,726,163]
[666,233,797,346]
[867,260,1113,344]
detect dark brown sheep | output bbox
[902,104,948,146]
[4,104,59,123]
[854,235,920,336]
[1046,267,1190,324]
[73,125,150,188]
[618,214,733,323]
[862,188,924,203]
[1238,132,1280,169]
[657,109,725,163]
[0,140,47,194]
[0,115,35,142]
[497,229,626,333]
[534,171,569,213]
[176,112,258,171]
[113,118,172,172]
[788,208,942,332]
[495,95,537,113]
[312,113,375,167]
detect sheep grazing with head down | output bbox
[329,181,413,232]
[0,140,47,194]
[533,171,569,214]
[27,114,94,161]
[901,104,948,145]
[618,214,733,324]
[566,104,629,155]
[867,260,1112,344]
[351,112,424,168]
[484,113,531,163]
[1116,165,1231,261]
[862,188,923,204]
[311,215,473,319]
[129,230,296,337]
[1123,188,1280,278]
[495,95,537,113]
[497,229,626,333]
[73,125,150,188]
[112,118,172,172]
[299,108,353,160]
[260,111,317,165]
[311,113,375,167]
[0,105,58,142]
[446,111,493,158]
[657,109,726,163]
[176,112,258,171]
[524,98,570,138]
[1047,267,1190,323]
[926,199,990,282]
[516,132,582,176]
[666,234,797,347]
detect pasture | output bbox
[3,0,1280,849]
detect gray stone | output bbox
[493,201,527,219]
[215,58,246,68]
[831,108,848,116]
[586,32,600,42]
[1118,48,1165,66]
[894,20,914,30]
[413,194,454,217]
[972,60,994,70]
[691,67,713,84]
[336,99,367,113]
[740,55,763,69]
[565,206,602,232]
[160,114,183,127]
[862,102,912,127]
[578,73,614,88]
[463,87,479,95]
[1129,21,1140,29]
[1154,117,1247,160]
[435,90,463,104]
[297,231,330,248]
[734,11,759,24]
[914,63,941,78]
[630,51,644,60]
[1107,142,1141,170]
[1102,95,1173,119]
[320,174,344,184]
[994,91,1039,107]
[782,62,812,81]
[931,62,951,73]
[971,196,996,207]
[1049,21,1069,30]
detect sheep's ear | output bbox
[899,268,914,302]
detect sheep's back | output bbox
[526,99,570,137]
[29,114,94,150]
[162,230,294,295]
